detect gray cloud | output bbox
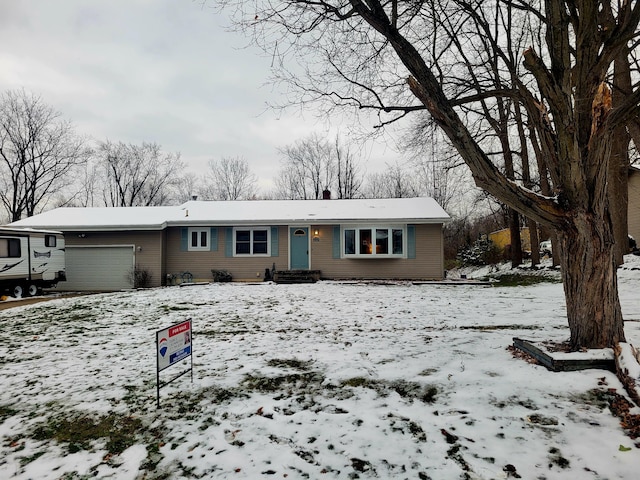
[0,0,393,192]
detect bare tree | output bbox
[0,89,89,221]
[364,162,419,199]
[203,156,258,200]
[218,0,640,349]
[274,133,364,199]
[97,141,185,207]
[334,136,364,198]
[65,161,102,207]
[174,171,203,203]
[275,133,335,199]
[404,118,473,214]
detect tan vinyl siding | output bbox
[629,171,640,243]
[310,224,444,280]
[65,231,164,287]
[165,226,288,282]
[64,223,444,285]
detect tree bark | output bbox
[527,218,540,266]
[610,47,632,265]
[558,213,625,349]
[507,209,522,267]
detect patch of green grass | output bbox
[197,385,242,404]
[485,273,560,286]
[197,329,250,337]
[459,324,540,331]
[19,450,46,466]
[341,377,372,388]
[570,388,612,410]
[32,413,143,454]
[266,358,313,370]
[242,371,325,393]
[548,447,570,468]
[340,378,438,403]
[390,380,438,403]
[159,304,193,312]
[0,404,17,423]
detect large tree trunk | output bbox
[609,140,629,266]
[508,208,522,267]
[610,47,632,265]
[527,219,540,266]
[558,213,625,349]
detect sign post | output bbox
[156,319,193,408]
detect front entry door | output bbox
[290,227,309,269]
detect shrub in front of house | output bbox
[129,265,152,288]
[211,269,233,282]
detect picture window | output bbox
[343,226,405,258]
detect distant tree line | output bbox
[1,88,481,221]
[0,87,510,271]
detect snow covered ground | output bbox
[1,258,639,479]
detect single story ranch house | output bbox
[8,197,450,291]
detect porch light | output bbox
[313,229,319,236]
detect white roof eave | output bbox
[7,198,450,231]
[167,217,449,227]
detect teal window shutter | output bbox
[271,227,279,256]
[407,225,416,259]
[332,226,341,259]
[210,228,218,251]
[225,227,233,257]
[180,228,188,251]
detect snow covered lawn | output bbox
[1,263,640,479]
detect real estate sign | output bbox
[157,319,192,371]
[156,319,193,407]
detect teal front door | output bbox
[290,227,309,269]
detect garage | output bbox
[62,246,134,291]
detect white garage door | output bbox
[62,246,134,291]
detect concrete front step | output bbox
[273,270,321,284]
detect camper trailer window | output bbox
[0,238,21,258]
[45,235,57,247]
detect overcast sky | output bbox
[0,0,400,192]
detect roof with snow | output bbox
[8,198,450,232]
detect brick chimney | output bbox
[322,189,331,200]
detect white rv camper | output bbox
[0,227,66,298]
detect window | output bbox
[0,238,21,258]
[234,228,270,256]
[343,226,405,257]
[188,228,208,251]
[344,229,356,255]
[45,235,57,247]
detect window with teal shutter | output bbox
[180,228,188,251]
[407,225,416,259]
[210,228,218,251]
[333,226,341,258]
[225,227,233,257]
[271,227,279,257]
